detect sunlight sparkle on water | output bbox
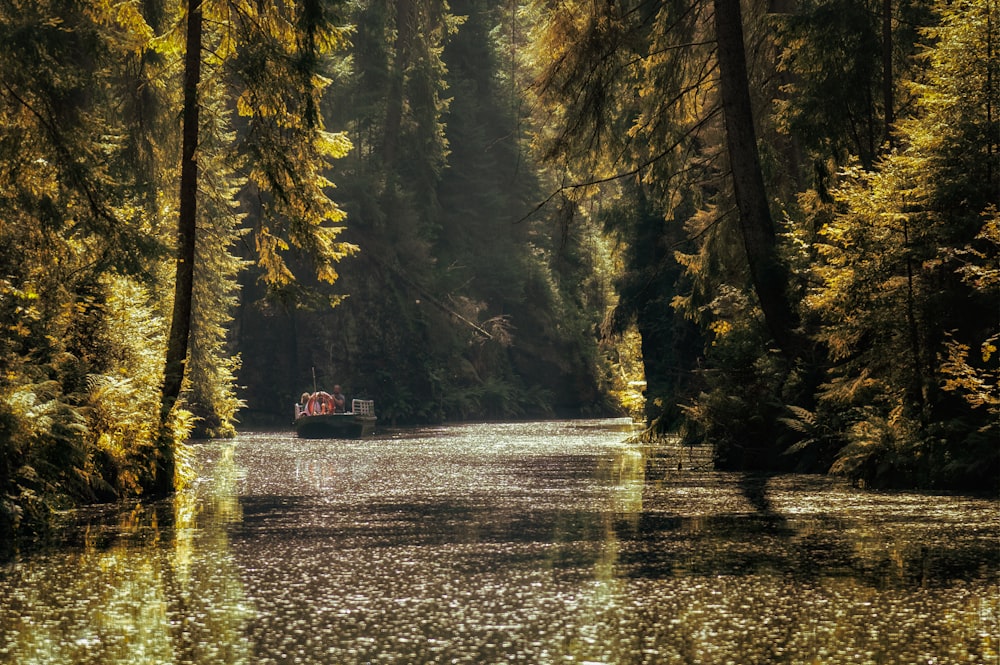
[0,420,997,664]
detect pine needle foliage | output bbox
[223,0,357,288]
[0,0,182,540]
[803,0,1000,488]
[0,0,358,541]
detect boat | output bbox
[294,397,377,439]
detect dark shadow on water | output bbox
[226,487,1000,592]
[737,471,779,514]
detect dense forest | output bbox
[1,0,997,541]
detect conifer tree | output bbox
[806,0,999,487]
[0,0,357,525]
[523,0,804,440]
[157,0,355,487]
[0,0,175,527]
[714,0,802,358]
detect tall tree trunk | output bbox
[713,0,801,358]
[882,0,894,147]
[156,0,202,493]
[987,0,995,190]
[901,218,928,425]
[383,0,412,169]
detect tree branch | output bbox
[517,104,723,224]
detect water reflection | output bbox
[0,420,997,664]
[0,443,252,665]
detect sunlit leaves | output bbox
[939,211,1000,421]
[188,128,246,437]
[941,334,1000,410]
[953,213,1000,291]
[255,228,295,286]
[900,0,1000,213]
[316,128,352,160]
[84,0,154,52]
[212,0,355,288]
[0,0,178,522]
[0,0,361,524]
[798,0,1000,487]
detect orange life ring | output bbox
[307,392,335,415]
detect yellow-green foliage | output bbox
[799,0,1000,487]
[83,276,168,496]
[0,273,195,538]
[940,214,1000,425]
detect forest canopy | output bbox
[1,0,997,543]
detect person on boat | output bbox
[331,385,346,413]
[298,392,311,418]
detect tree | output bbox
[155,0,356,489]
[600,184,703,428]
[713,0,802,358]
[523,0,809,442]
[0,0,357,534]
[232,0,612,423]
[805,0,999,488]
[773,0,933,176]
[157,0,203,492]
[0,0,175,532]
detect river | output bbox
[0,419,997,664]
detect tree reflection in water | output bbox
[0,422,997,664]
[0,443,252,664]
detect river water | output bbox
[0,420,997,664]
